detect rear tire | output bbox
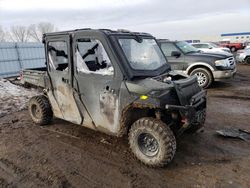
[190,68,213,88]
[28,95,53,125]
[230,47,236,52]
[129,117,176,167]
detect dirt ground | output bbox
[0,65,250,188]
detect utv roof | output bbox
[43,28,153,37]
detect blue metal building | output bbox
[220,32,250,42]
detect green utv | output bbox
[27,29,206,167]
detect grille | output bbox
[227,57,235,66]
[174,76,202,106]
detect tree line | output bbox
[0,22,57,42]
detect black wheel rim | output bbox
[137,133,159,157]
[31,104,42,120]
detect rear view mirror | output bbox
[87,49,96,55]
[171,51,181,58]
[135,35,143,43]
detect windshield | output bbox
[118,38,167,70]
[176,41,199,53]
[209,43,219,48]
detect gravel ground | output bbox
[0,64,249,188]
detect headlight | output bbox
[214,59,229,67]
[223,49,231,53]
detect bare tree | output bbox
[28,24,40,42]
[29,22,57,42]
[9,25,30,42]
[0,26,6,42]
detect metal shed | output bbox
[0,42,45,78]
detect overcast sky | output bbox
[0,0,250,40]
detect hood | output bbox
[202,50,232,56]
[187,51,232,60]
[125,78,173,95]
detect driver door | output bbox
[73,36,122,134]
[160,42,185,70]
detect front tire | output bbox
[245,57,250,64]
[129,117,176,167]
[190,68,213,88]
[28,95,53,125]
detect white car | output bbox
[244,42,250,49]
[191,42,232,54]
[236,48,250,64]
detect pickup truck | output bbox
[219,41,245,52]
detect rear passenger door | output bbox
[45,35,82,124]
[160,42,185,70]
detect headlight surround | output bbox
[214,59,229,67]
[222,48,231,53]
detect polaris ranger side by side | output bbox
[28,29,207,167]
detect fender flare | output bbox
[186,62,215,75]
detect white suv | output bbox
[191,42,231,54]
[236,48,250,64]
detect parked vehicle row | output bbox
[157,40,236,88]
[191,42,231,54]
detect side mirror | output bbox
[171,51,181,58]
[209,47,213,49]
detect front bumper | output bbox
[165,90,207,127]
[213,68,237,81]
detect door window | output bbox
[160,43,180,57]
[193,44,209,49]
[192,44,202,48]
[76,39,114,75]
[200,44,210,49]
[48,41,68,71]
